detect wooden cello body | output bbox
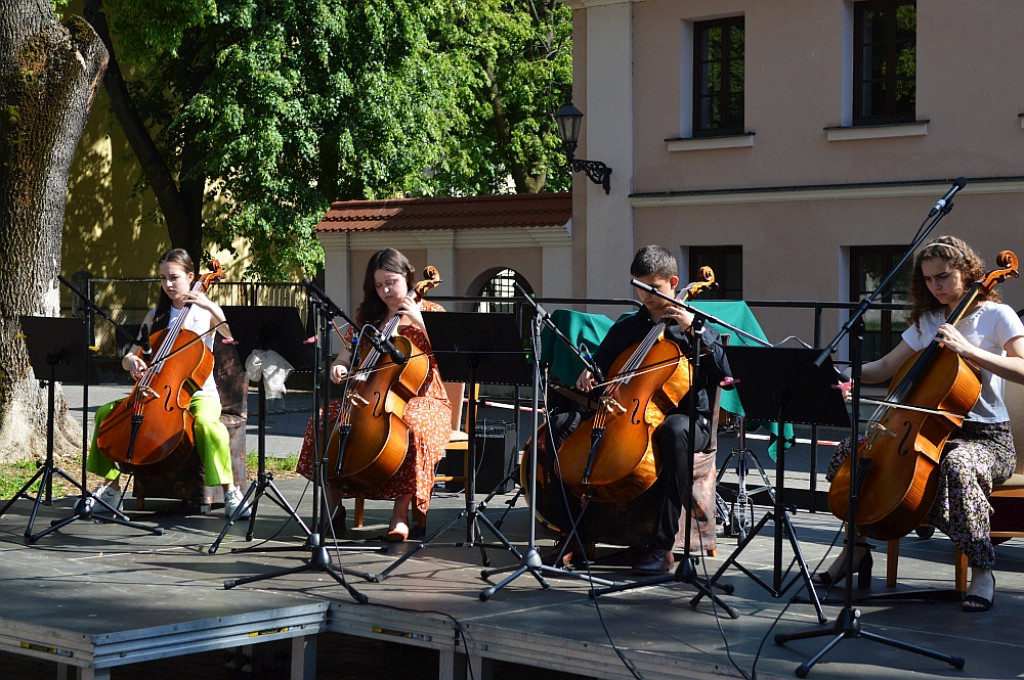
[556,341,691,502]
[523,416,718,548]
[326,333,429,490]
[325,266,440,492]
[96,261,224,476]
[828,250,1019,540]
[554,267,715,504]
[827,347,981,539]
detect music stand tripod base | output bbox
[4,316,162,542]
[692,347,853,623]
[209,306,316,555]
[217,296,370,602]
[741,347,962,676]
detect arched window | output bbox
[476,268,532,314]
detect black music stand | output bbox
[690,346,850,623]
[223,291,369,603]
[1,317,161,541]
[480,299,616,599]
[376,312,532,581]
[209,306,314,553]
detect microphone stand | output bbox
[774,185,967,676]
[21,276,163,541]
[588,293,737,617]
[480,285,616,599]
[224,284,370,602]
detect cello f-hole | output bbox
[630,399,642,425]
[897,421,913,456]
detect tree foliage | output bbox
[87,0,572,280]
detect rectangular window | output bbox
[688,246,742,300]
[853,0,917,125]
[850,246,911,360]
[693,17,745,137]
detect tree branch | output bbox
[83,0,194,248]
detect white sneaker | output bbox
[93,485,123,512]
[224,487,251,519]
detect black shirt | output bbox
[592,307,731,420]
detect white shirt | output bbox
[901,301,1024,423]
[142,305,220,397]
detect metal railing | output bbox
[81,279,308,355]
[73,279,913,508]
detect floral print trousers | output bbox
[828,421,1015,568]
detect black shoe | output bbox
[631,547,674,575]
[962,574,995,612]
[542,535,595,568]
[812,541,873,589]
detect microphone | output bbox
[928,177,967,216]
[370,327,408,365]
[138,325,152,359]
[631,278,653,294]
[579,342,604,383]
[301,278,345,318]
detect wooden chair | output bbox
[885,378,1024,591]
[351,381,470,528]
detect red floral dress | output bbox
[296,300,452,515]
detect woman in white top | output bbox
[816,235,1024,613]
[88,248,248,519]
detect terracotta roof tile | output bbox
[315,192,571,233]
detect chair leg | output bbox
[887,538,899,587]
[955,547,968,593]
[354,498,365,528]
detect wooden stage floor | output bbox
[0,474,1022,680]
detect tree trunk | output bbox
[0,2,109,463]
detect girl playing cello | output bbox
[818,235,1024,612]
[295,248,452,542]
[88,248,249,518]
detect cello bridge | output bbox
[346,393,369,408]
[599,396,626,414]
[869,421,897,438]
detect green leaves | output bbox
[100,0,571,278]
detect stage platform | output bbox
[1,475,1022,680]
[4,383,1019,680]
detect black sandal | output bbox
[962,575,995,613]
[961,594,994,612]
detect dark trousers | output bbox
[652,413,711,550]
[542,409,710,550]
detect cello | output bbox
[96,260,225,476]
[828,250,1020,540]
[554,267,717,503]
[325,266,441,491]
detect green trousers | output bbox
[88,393,234,486]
